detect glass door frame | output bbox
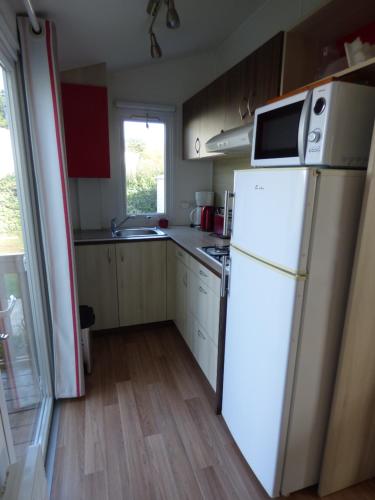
[1,59,53,460]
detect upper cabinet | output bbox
[61,83,111,178]
[182,32,284,160]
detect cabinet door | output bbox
[252,32,283,113]
[183,89,206,160]
[223,60,247,131]
[75,244,119,330]
[61,83,110,178]
[188,271,220,346]
[200,75,226,158]
[175,258,188,336]
[166,241,176,320]
[117,241,167,326]
[191,319,218,390]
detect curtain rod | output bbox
[23,0,41,34]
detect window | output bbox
[119,105,174,217]
[124,120,165,214]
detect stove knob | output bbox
[308,129,321,143]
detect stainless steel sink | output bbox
[113,227,166,239]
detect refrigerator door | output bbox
[231,168,317,274]
[222,246,305,497]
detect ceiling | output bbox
[14,0,265,71]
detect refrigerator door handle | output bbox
[298,89,313,164]
[223,190,234,238]
[220,256,228,298]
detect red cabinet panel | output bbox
[61,83,110,178]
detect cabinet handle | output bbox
[120,252,124,263]
[248,90,256,117]
[199,270,208,278]
[199,286,207,295]
[107,248,111,264]
[197,329,206,340]
[239,97,249,120]
[195,137,200,155]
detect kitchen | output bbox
[1,0,375,499]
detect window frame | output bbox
[0,56,53,462]
[117,103,175,219]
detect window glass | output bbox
[123,120,165,215]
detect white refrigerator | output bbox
[222,167,365,497]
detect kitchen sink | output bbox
[113,227,166,238]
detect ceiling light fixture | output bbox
[146,0,181,59]
[166,0,180,29]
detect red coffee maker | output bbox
[201,206,214,232]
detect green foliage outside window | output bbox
[126,136,164,215]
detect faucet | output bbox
[111,215,135,236]
[111,215,153,236]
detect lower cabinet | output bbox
[171,243,220,391]
[117,241,166,326]
[75,244,119,330]
[75,241,166,330]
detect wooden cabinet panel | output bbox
[223,60,247,131]
[182,32,284,159]
[188,271,220,346]
[252,32,284,113]
[166,241,176,320]
[117,241,166,326]
[75,244,119,330]
[183,89,206,160]
[191,317,218,390]
[175,258,188,336]
[61,83,110,178]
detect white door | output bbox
[231,168,317,274]
[222,246,305,497]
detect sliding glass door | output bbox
[0,62,53,462]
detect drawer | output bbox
[175,244,190,266]
[191,318,217,390]
[188,271,220,345]
[189,257,221,296]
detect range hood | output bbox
[205,122,253,155]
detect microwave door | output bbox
[252,91,309,167]
[297,90,313,165]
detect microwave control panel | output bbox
[305,82,375,167]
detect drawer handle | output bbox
[199,286,207,295]
[199,270,208,278]
[197,329,206,340]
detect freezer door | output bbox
[231,168,317,274]
[222,247,305,497]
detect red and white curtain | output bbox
[18,18,84,398]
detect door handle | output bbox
[220,256,228,298]
[298,89,313,164]
[223,190,234,238]
[0,295,16,319]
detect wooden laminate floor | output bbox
[51,325,375,500]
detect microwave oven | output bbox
[251,81,375,168]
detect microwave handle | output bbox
[298,90,313,164]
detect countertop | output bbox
[74,226,229,276]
